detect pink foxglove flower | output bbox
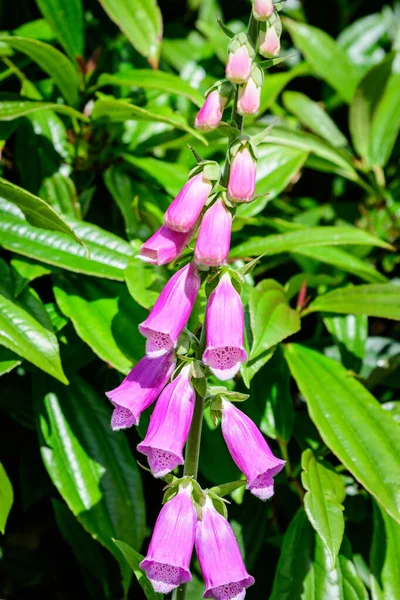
[164,172,212,233]
[259,16,282,58]
[227,145,257,203]
[237,65,263,116]
[226,35,254,84]
[139,262,200,357]
[137,365,195,478]
[221,399,285,500]
[141,484,197,594]
[252,0,274,20]
[195,89,227,132]
[203,273,247,380]
[196,496,254,599]
[194,199,232,267]
[138,225,194,266]
[106,352,175,430]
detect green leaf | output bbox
[306,283,400,320]
[301,449,346,569]
[324,314,368,372]
[125,259,165,309]
[0,259,67,383]
[103,166,139,240]
[0,461,13,534]
[284,344,400,524]
[258,62,311,114]
[284,18,360,103]
[0,36,80,105]
[10,256,51,296]
[0,199,133,280]
[35,0,84,61]
[40,173,81,218]
[0,346,21,376]
[283,91,348,147]
[230,226,390,259]
[35,375,146,585]
[53,273,146,374]
[349,56,394,164]
[370,501,400,600]
[97,70,203,106]
[0,98,88,121]
[369,71,400,167]
[0,177,83,243]
[113,540,162,600]
[92,97,207,145]
[122,154,188,197]
[242,280,300,387]
[97,0,162,67]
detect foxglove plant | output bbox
[106,4,286,598]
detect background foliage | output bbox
[0,0,400,598]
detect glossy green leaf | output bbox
[284,19,360,103]
[283,91,348,147]
[0,259,67,383]
[125,260,165,309]
[0,199,133,280]
[324,314,368,372]
[0,177,82,243]
[103,166,139,240]
[40,173,81,218]
[97,0,162,67]
[306,283,400,320]
[369,71,400,167]
[0,346,21,376]
[35,375,146,584]
[258,62,311,114]
[97,70,203,106]
[0,461,13,534]
[113,540,162,600]
[230,226,390,259]
[370,501,400,600]
[36,0,84,61]
[122,154,188,197]
[0,36,80,105]
[0,99,88,122]
[92,97,206,145]
[53,273,146,374]
[285,344,400,523]
[301,449,346,569]
[242,280,300,387]
[10,256,51,296]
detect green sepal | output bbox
[228,32,256,59]
[257,55,289,69]
[216,15,236,39]
[237,250,269,276]
[209,480,247,498]
[208,492,229,519]
[251,121,278,146]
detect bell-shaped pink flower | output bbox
[195,90,227,132]
[196,496,254,599]
[227,146,257,203]
[226,45,253,84]
[252,0,274,20]
[164,172,212,233]
[237,64,263,116]
[259,22,281,58]
[137,365,195,478]
[202,273,247,380]
[138,225,194,266]
[139,262,200,357]
[194,199,232,267]
[141,484,197,594]
[106,352,176,430]
[221,399,285,500]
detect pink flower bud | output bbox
[237,76,261,116]
[141,484,197,594]
[137,365,195,478]
[252,0,274,20]
[195,496,254,599]
[221,399,285,500]
[202,273,247,380]
[138,225,194,266]
[259,21,281,58]
[164,172,212,233]
[195,89,227,132]
[226,45,253,84]
[106,352,176,430]
[227,146,257,203]
[139,262,200,357]
[194,199,232,267]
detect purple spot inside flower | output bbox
[213,582,246,600]
[111,406,137,430]
[146,448,182,478]
[146,563,181,594]
[204,346,243,379]
[145,331,173,357]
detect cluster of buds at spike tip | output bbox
[195,80,235,132]
[226,32,256,84]
[259,11,282,58]
[227,137,258,203]
[237,63,264,116]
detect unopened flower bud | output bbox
[194,81,234,132]
[237,64,264,116]
[194,199,232,267]
[227,143,257,203]
[252,0,274,20]
[226,33,255,84]
[165,171,212,233]
[259,13,282,58]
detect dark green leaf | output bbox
[369,71,400,167]
[125,259,165,309]
[0,461,13,534]
[113,540,162,600]
[0,98,88,121]
[122,154,188,197]
[103,166,139,240]
[36,0,84,61]
[10,256,51,296]
[370,501,400,600]
[0,346,21,376]
[40,173,81,218]
[324,314,368,372]
[285,344,400,524]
